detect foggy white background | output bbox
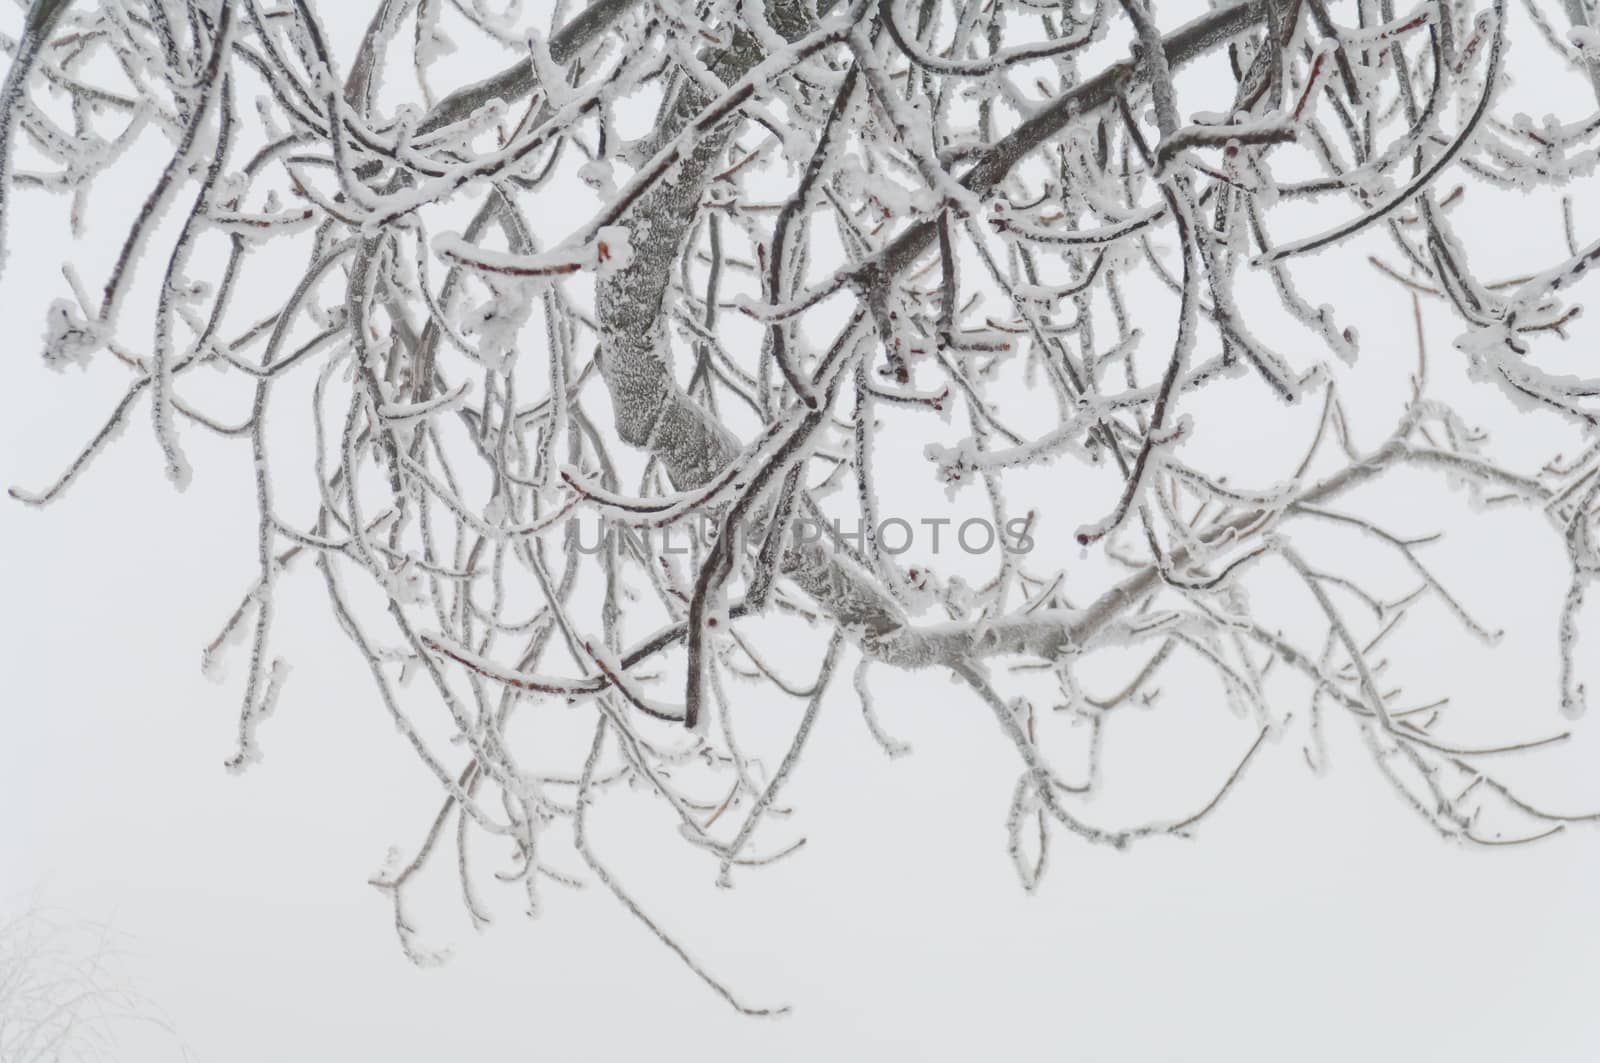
[5,2,1600,1060]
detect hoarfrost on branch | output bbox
[6,0,1600,1012]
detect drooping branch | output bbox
[6,0,1600,1015]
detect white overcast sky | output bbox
[4,2,1600,1060]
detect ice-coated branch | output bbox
[6,0,1600,1015]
